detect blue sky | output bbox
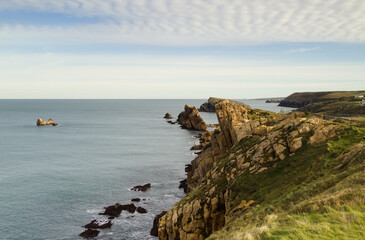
[0,0,364,99]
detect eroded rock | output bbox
[177,105,208,131]
[131,183,151,192]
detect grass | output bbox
[265,205,365,240]
[206,124,365,240]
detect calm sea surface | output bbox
[0,99,293,240]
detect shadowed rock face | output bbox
[177,105,208,131]
[150,211,167,237]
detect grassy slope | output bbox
[205,124,365,240]
[279,91,365,117]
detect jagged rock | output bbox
[288,137,303,153]
[309,125,338,144]
[177,105,208,131]
[100,203,137,216]
[151,211,167,236]
[36,118,58,126]
[136,206,148,214]
[179,179,188,193]
[79,229,99,238]
[131,183,151,192]
[164,113,173,119]
[83,220,112,229]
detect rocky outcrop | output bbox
[36,118,58,126]
[164,113,173,119]
[131,183,151,192]
[158,101,342,240]
[100,203,137,216]
[151,211,167,236]
[177,105,208,131]
[199,97,251,112]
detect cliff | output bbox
[157,100,365,240]
[199,97,251,112]
[279,91,365,117]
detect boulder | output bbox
[177,105,208,131]
[131,198,141,202]
[136,206,148,214]
[100,203,137,216]
[83,220,112,229]
[131,183,151,192]
[79,229,99,238]
[150,211,167,236]
[164,113,173,119]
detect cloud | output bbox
[0,0,365,46]
[285,47,320,54]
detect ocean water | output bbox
[0,99,292,240]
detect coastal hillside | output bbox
[157,100,365,240]
[279,91,365,118]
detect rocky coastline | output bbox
[154,98,365,239]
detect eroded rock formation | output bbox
[177,105,208,131]
[158,101,341,240]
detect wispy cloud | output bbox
[285,47,320,54]
[1,0,365,46]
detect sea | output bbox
[0,99,293,240]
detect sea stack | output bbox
[177,105,208,131]
[36,118,58,126]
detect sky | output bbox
[0,0,364,99]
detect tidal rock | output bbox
[100,203,137,216]
[79,229,100,239]
[131,198,141,202]
[136,206,148,214]
[179,179,188,193]
[36,118,58,126]
[150,211,167,236]
[167,120,177,124]
[177,105,208,131]
[190,145,203,151]
[164,113,173,119]
[83,220,112,229]
[131,183,151,192]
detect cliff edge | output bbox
[157,100,365,240]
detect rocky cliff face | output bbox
[177,105,208,132]
[199,97,251,112]
[157,101,347,240]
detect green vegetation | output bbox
[279,90,365,118]
[207,124,365,240]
